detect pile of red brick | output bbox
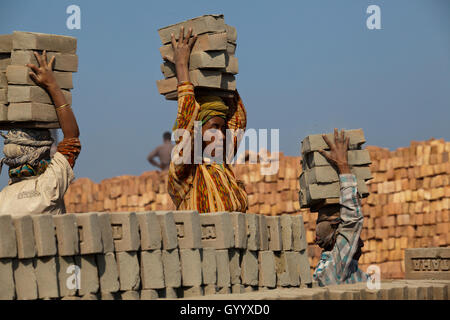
[64,138,450,279]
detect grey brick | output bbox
[274,251,299,287]
[190,51,227,69]
[201,248,217,285]
[0,34,12,53]
[155,211,178,250]
[7,85,72,104]
[172,210,202,249]
[181,286,203,298]
[13,258,38,300]
[215,249,231,288]
[96,252,120,293]
[226,42,236,55]
[11,50,78,72]
[199,211,234,249]
[161,52,227,78]
[298,249,312,285]
[140,250,165,289]
[158,14,226,44]
[228,248,241,285]
[6,65,73,88]
[110,212,140,252]
[120,290,140,300]
[241,250,259,286]
[56,256,77,297]
[245,213,260,251]
[280,214,293,251]
[74,254,99,295]
[100,292,120,300]
[266,216,282,251]
[258,251,276,288]
[136,211,162,250]
[157,70,222,94]
[204,284,217,295]
[140,289,158,300]
[0,259,15,300]
[53,213,79,256]
[223,55,239,74]
[225,25,237,43]
[81,293,100,300]
[7,102,57,122]
[162,249,181,288]
[35,256,59,299]
[231,284,245,294]
[217,286,231,294]
[0,54,11,72]
[31,214,56,257]
[259,215,269,251]
[291,215,308,251]
[229,212,247,249]
[97,212,115,253]
[0,215,17,258]
[0,71,7,87]
[0,88,6,103]
[0,103,7,121]
[301,129,366,154]
[306,165,372,184]
[115,251,140,291]
[75,212,103,254]
[12,215,36,259]
[179,248,202,287]
[12,31,77,53]
[404,247,450,280]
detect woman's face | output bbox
[202,116,226,157]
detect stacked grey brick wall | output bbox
[0,210,311,300]
[0,35,12,121]
[0,31,77,129]
[299,129,372,211]
[156,14,238,100]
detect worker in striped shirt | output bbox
[313,129,369,286]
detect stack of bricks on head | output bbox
[0,31,77,129]
[156,14,238,100]
[299,129,372,221]
[0,210,312,300]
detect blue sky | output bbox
[0,0,449,186]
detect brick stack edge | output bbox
[63,138,450,280]
[0,211,311,300]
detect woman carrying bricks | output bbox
[166,27,248,213]
[0,51,81,215]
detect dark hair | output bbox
[163,131,171,141]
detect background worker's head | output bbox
[163,131,171,142]
[196,95,229,158]
[0,128,54,179]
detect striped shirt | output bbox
[313,174,369,286]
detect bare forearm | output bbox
[48,84,80,138]
[176,63,190,83]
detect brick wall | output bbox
[64,138,450,279]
